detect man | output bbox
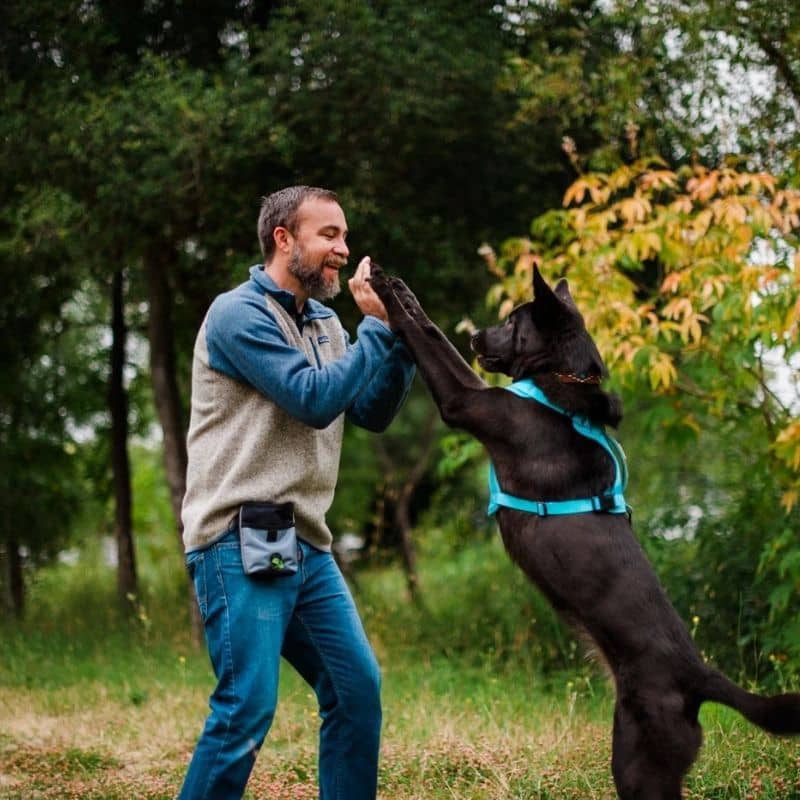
[179,186,415,799]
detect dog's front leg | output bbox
[371,267,499,434]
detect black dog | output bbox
[369,264,800,799]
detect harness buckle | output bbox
[593,495,617,512]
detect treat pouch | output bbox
[238,501,299,577]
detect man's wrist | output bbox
[363,314,393,333]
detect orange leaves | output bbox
[670,196,693,215]
[686,167,777,203]
[616,195,653,227]
[638,169,677,192]
[712,196,747,227]
[686,170,719,203]
[661,271,684,293]
[563,176,606,207]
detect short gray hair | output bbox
[257,186,339,260]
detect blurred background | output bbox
[1,0,799,691]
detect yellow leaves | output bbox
[633,230,662,261]
[514,252,541,277]
[616,195,652,227]
[780,489,798,514]
[700,275,729,305]
[615,230,659,263]
[649,352,677,391]
[478,242,501,277]
[637,303,660,332]
[775,427,800,509]
[784,297,800,335]
[775,421,800,470]
[661,297,708,343]
[661,297,691,321]
[711,196,747,228]
[612,336,646,366]
[609,300,643,334]
[692,209,713,237]
[563,175,608,207]
[681,413,702,435]
[498,298,515,319]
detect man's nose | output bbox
[334,238,349,258]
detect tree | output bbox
[588,0,800,173]
[110,268,137,607]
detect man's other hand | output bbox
[349,256,390,325]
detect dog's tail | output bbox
[700,668,800,735]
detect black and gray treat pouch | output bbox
[238,501,299,577]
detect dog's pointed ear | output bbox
[532,264,551,300]
[533,264,574,326]
[554,278,578,310]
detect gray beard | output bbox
[288,249,341,302]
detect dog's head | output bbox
[471,266,621,425]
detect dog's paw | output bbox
[368,262,410,325]
[368,262,393,301]
[389,277,425,320]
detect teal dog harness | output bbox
[488,379,629,517]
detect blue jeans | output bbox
[179,533,381,800]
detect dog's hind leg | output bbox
[611,693,700,800]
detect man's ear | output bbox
[273,226,294,255]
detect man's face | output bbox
[287,198,350,301]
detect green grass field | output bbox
[1,537,798,799]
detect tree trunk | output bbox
[143,247,202,644]
[110,269,138,609]
[6,538,24,619]
[755,34,800,107]
[144,249,188,532]
[376,408,439,604]
[394,483,421,602]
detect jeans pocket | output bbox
[186,550,208,619]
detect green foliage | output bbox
[619,404,800,686]
[3,0,800,687]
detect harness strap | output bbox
[487,379,629,517]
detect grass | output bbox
[1,537,798,799]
